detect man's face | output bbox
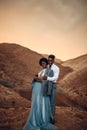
[48,57,54,66]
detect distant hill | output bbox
[0,43,42,87]
[58,54,87,109]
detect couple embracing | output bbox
[23,54,60,130]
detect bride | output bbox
[23,57,58,130]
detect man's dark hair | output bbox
[39,57,48,65]
[48,54,55,60]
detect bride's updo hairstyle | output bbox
[39,57,48,66]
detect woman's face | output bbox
[41,61,47,68]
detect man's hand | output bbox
[43,76,47,80]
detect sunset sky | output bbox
[0,0,87,61]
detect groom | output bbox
[43,54,60,124]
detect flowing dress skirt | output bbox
[23,82,58,130]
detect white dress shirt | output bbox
[47,64,60,83]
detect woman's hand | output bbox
[34,76,38,81]
[37,77,43,82]
[34,75,43,82]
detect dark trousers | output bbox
[50,83,56,120]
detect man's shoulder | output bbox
[52,64,60,70]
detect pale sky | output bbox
[0,0,87,61]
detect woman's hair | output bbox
[39,57,48,65]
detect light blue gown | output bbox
[23,81,58,130]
